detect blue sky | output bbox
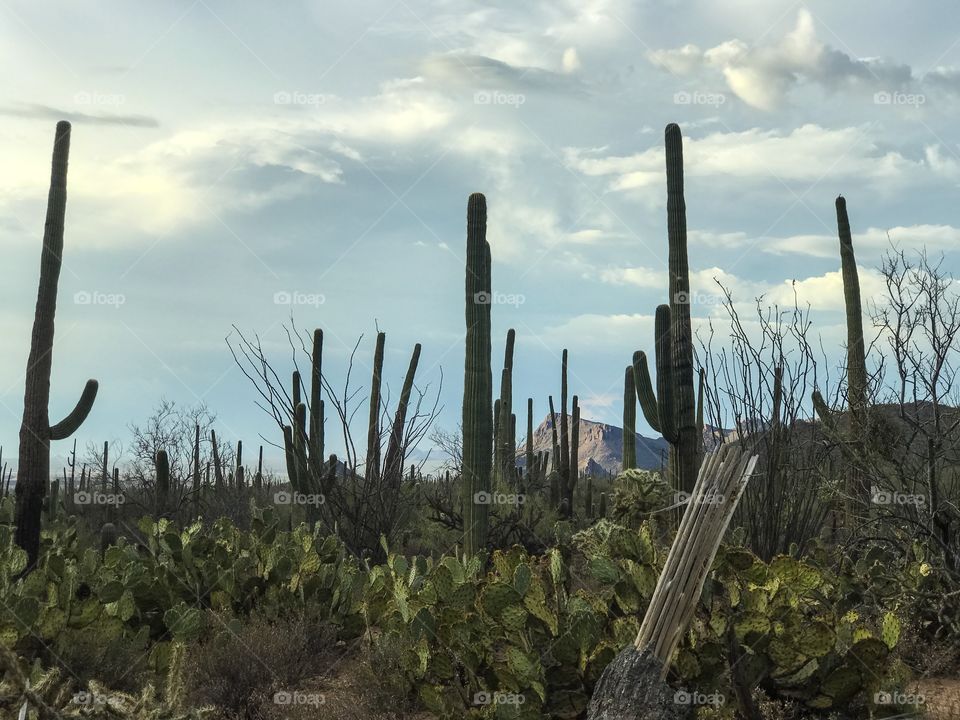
[2,0,959,473]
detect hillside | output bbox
[515,415,741,476]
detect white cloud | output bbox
[565,124,919,194]
[764,224,960,258]
[599,266,663,288]
[648,44,703,76]
[649,9,916,110]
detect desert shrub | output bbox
[184,611,337,718]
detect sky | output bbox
[2,0,959,474]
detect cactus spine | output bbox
[15,121,99,566]
[462,193,493,557]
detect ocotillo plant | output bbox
[14,121,99,566]
[623,365,637,471]
[812,195,870,528]
[462,193,493,557]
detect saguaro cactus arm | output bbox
[49,379,99,440]
[634,305,678,444]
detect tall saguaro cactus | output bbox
[633,124,700,495]
[622,366,637,471]
[462,193,493,557]
[15,121,99,567]
[665,123,699,494]
[366,331,386,482]
[495,329,516,486]
[383,342,422,486]
[812,195,869,527]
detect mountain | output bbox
[516,416,668,476]
[514,416,742,476]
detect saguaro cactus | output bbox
[383,342,422,486]
[366,332,386,482]
[495,329,516,486]
[156,450,170,517]
[623,365,637,471]
[812,195,869,527]
[462,193,493,557]
[559,349,570,510]
[633,124,699,495]
[15,121,99,566]
[665,123,698,494]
